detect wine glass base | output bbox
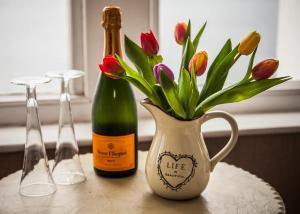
[19,183,56,197]
[53,172,86,185]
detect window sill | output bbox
[0,94,91,126]
[0,111,299,153]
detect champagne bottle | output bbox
[92,6,138,177]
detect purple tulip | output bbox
[153,63,175,83]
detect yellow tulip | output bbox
[238,31,261,55]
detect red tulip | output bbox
[140,31,159,56]
[252,59,279,80]
[174,22,188,45]
[99,55,123,78]
[188,51,208,76]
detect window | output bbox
[0,0,72,94]
[0,0,88,126]
[159,0,279,84]
[157,0,300,82]
[0,0,299,127]
[152,0,300,114]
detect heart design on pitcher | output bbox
[157,151,197,191]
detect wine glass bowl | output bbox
[11,76,51,87]
[11,76,56,197]
[45,69,84,80]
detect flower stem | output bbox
[233,53,241,65]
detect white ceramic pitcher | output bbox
[141,100,239,200]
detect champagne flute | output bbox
[46,70,86,185]
[11,76,56,197]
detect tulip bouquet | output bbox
[99,21,291,120]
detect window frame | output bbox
[0,0,299,127]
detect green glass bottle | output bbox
[92,6,138,177]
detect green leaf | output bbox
[193,21,207,50]
[195,76,291,115]
[180,20,191,55]
[199,42,238,102]
[152,55,163,64]
[148,55,163,71]
[179,37,195,87]
[181,38,195,71]
[124,35,156,85]
[187,66,200,119]
[116,55,162,108]
[178,68,191,110]
[160,71,187,119]
[185,20,191,45]
[204,39,232,81]
[153,84,171,112]
[116,55,140,78]
[116,55,149,86]
[240,47,257,83]
[121,75,153,100]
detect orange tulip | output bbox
[174,22,188,45]
[188,51,208,76]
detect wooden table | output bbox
[0,152,285,214]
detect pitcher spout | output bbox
[140,99,175,125]
[140,99,202,128]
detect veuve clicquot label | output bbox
[93,133,135,171]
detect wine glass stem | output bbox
[26,86,37,101]
[25,86,43,146]
[62,77,70,94]
[57,78,78,150]
[22,86,49,180]
[59,78,73,127]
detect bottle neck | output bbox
[103,27,122,57]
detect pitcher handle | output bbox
[202,111,239,171]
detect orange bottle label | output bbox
[93,133,135,171]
